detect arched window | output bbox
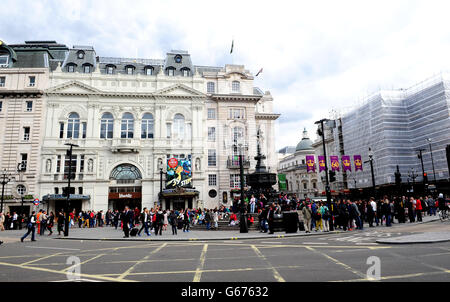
[180,67,190,77]
[166,67,175,76]
[173,114,185,139]
[141,113,154,139]
[100,112,114,139]
[67,112,80,138]
[207,82,215,93]
[121,113,134,138]
[232,81,240,92]
[110,164,142,180]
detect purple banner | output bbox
[354,155,363,171]
[330,156,340,172]
[306,155,316,173]
[342,155,351,172]
[318,156,326,173]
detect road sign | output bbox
[33,198,40,206]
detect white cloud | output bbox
[2,0,450,149]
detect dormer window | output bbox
[77,51,85,59]
[67,63,77,73]
[0,55,9,67]
[125,65,135,75]
[166,67,175,76]
[181,67,190,77]
[145,66,154,76]
[106,65,115,74]
[174,55,182,63]
[83,64,92,73]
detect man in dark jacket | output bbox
[122,207,133,238]
[267,203,275,234]
[154,210,164,236]
[169,210,178,235]
[183,209,190,232]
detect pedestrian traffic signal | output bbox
[395,172,401,185]
[329,170,336,183]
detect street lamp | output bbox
[408,168,418,194]
[426,138,437,185]
[1,169,12,213]
[17,162,27,216]
[64,143,79,237]
[315,118,334,231]
[238,142,248,233]
[158,160,166,209]
[416,148,427,194]
[365,148,376,197]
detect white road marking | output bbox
[303,242,329,245]
[25,246,81,251]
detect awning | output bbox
[160,188,199,198]
[42,194,91,201]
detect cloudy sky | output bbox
[2,0,450,149]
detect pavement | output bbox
[376,232,450,244]
[0,214,444,243]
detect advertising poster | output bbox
[166,158,192,189]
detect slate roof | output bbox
[61,46,97,73]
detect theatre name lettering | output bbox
[108,192,141,199]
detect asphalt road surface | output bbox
[0,221,449,282]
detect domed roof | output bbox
[295,128,313,152]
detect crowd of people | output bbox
[2,192,448,242]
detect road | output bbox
[0,220,449,282]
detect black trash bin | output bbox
[273,213,284,232]
[283,211,298,233]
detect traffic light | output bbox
[329,170,336,183]
[423,172,428,184]
[395,172,401,186]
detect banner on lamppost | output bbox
[306,155,316,173]
[342,155,351,172]
[330,156,340,172]
[354,155,363,171]
[318,156,326,172]
[278,174,287,191]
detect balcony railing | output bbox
[227,156,250,169]
[111,138,141,153]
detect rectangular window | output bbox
[64,154,77,180]
[68,65,75,73]
[0,77,5,87]
[230,174,246,188]
[303,183,307,189]
[146,68,153,75]
[208,127,216,142]
[54,188,59,194]
[207,82,215,93]
[80,155,85,172]
[166,123,171,138]
[78,187,83,195]
[28,76,36,87]
[26,101,33,112]
[56,155,61,173]
[168,69,174,76]
[23,127,30,141]
[82,122,87,139]
[0,101,2,112]
[21,154,28,171]
[107,67,113,74]
[127,67,133,75]
[59,123,64,139]
[228,108,245,119]
[84,65,90,73]
[207,108,216,119]
[208,174,217,186]
[208,149,216,166]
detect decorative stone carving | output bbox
[46,159,52,173]
[88,159,94,172]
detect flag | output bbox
[330,156,340,172]
[354,155,363,171]
[342,155,351,172]
[318,156,326,173]
[306,155,316,173]
[255,68,263,77]
[230,39,234,54]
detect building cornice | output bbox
[210,94,262,102]
[255,112,281,120]
[0,89,44,98]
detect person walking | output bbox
[320,202,331,232]
[163,210,168,231]
[113,210,119,229]
[0,212,5,231]
[213,209,219,230]
[40,211,48,236]
[154,209,164,236]
[57,211,65,235]
[427,196,436,216]
[138,208,150,236]
[21,211,37,242]
[267,203,275,234]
